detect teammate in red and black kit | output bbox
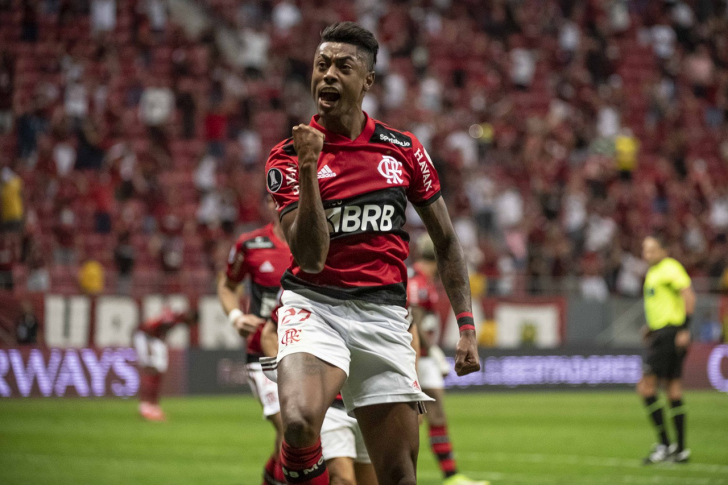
[264,22,480,485]
[134,307,198,421]
[217,196,289,485]
[409,235,488,485]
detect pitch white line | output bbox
[458,451,728,475]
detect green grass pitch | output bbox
[1,391,727,484]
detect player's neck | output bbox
[318,110,366,140]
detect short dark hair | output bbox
[320,22,378,71]
[648,233,669,249]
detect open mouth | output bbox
[318,89,341,104]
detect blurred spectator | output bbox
[53,203,77,265]
[114,231,135,294]
[21,0,38,42]
[75,119,105,170]
[175,78,196,139]
[649,14,677,61]
[194,152,217,193]
[580,252,609,302]
[614,128,639,180]
[1,167,24,233]
[15,300,42,345]
[510,39,535,90]
[272,0,301,34]
[0,51,13,134]
[78,259,105,295]
[90,172,115,233]
[684,44,715,99]
[140,78,174,127]
[204,103,228,158]
[0,234,19,290]
[16,101,47,161]
[91,0,116,35]
[143,0,167,33]
[53,137,77,177]
[709,185,728,235]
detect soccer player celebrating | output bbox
[134,307,198,421]
[264,22,480,485]
[638,235,695,464]
[217,196,290,485]
[409,235,488,485]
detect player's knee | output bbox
[283,413,319,447]
[329,476,355,485]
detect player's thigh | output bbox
[246,363,281,418]
[150,338,168,372]
[343,301,431,411]
[327,457,356,485]
[355,402,420,485]
[133,332,150,366]
[354,462,379,485]
[422,387,446,424]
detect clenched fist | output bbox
[233,314,266,338]
[454,330,481,376]
[292,124,325,165]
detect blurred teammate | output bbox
[409,235,488,485]
[217,196,289,485]
[638,235,695,464]
[265,22,479,485]
[261,309,379,485]
[134,307,198,421]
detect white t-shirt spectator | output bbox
[559,20,580,53]
[238,129,262,166]
[272,0,301,33]
[65,82,88,119]
[240,28,270,71]
[418,75,442,112]
[563,191,587,233]
[709,194,728,233]
[495,188,524,229]
[616,253,648,296]
[596,105,620,139]
[651,24,676,59]
[91,0,116,33]
[445,130,478,168]
[580,275,610,301]
[510,48,535,87]
[194,154,217,192]
[145,0,167,32]
[585,214,617,252]
[53,142,76,176]
[139,87,174,126]
[383,71,406,110]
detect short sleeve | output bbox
[225,242,247,283]
[406,135,442,207]
[668,260,691,291]
[265,142,300,218]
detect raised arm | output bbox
[280,125,329,273]
[415,198,480,376]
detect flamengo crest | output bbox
[378,155,403,184]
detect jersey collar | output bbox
[310,112,375,145]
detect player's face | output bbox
[311,42,374,119]
[642,237,666,265]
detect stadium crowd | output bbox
[1,0,728,298]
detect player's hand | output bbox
[454,330,480,376]
[292,124,324,164]
[640,325,652,342]
[675,329,691,349]
[233,314,266,338]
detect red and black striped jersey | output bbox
[265,113,441,307]
[407,264,439,313]
[226,223,289,356]
[139,308,186,339]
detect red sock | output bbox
[262,455,285,485]
[140,373,155,402]
[149,373,163,405]
[280,439,328,484]
[429,424,457,478]
[273,455,286,483]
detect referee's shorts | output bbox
[643,325,687,379]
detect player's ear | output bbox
[363,70,375,93]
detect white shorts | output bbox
[246,362,281,418]
[321,405,371,464]
[277,290,433,412]
[133,331,168,373]
[417,356,445,390]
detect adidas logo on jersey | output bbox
[259,261,274,273]
[317,165,337,179]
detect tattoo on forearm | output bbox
[436,235,472,316]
